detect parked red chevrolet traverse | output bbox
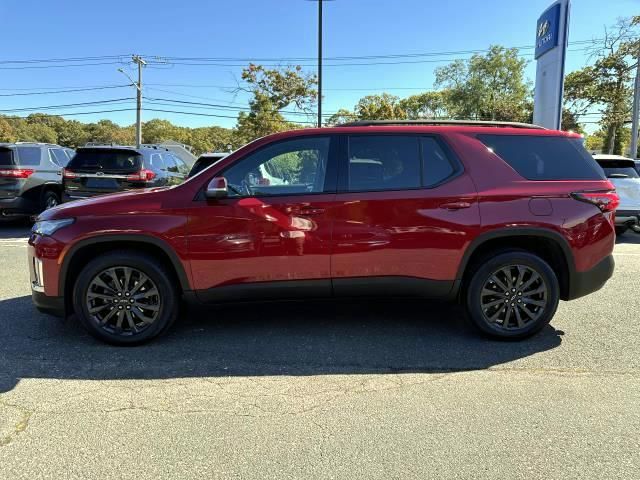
[28,121,617,345]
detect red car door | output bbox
[187,135,338,302]
[331,134,480,297]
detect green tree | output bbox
[142,119,180,144]
[233,64,317,145]
[435,45,531,121]
[399,91,450,119]
[0,118,16,142]
[564,18,639,155]
[353,93,407,120]
[326,108,357,126]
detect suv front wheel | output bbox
[465,251,560,339]
[73,251,179,345]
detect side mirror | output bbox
[205,176,229,199]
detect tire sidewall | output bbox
[466,251,560,339]
[42,190,60,210]
[73,252,178,346]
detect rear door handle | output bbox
[439,201,472,210]
[296,207,325,216]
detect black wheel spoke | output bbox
[480,264,547,332]
[85,265,161,337]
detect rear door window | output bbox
[596,160,640,179]
[478,135,606,180]
[347,136,421,191]
[147,153,166,171]
[67,149,142,172]
[0,148,15,166]
[16,146,42,166]
[173,156,190,175]
[162,153,178,173]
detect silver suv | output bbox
[0,142,74,219]
[594,154,640,235]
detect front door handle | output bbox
[439,201,472,210]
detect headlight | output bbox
[32,218,75,237]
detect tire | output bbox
[41,190,60,211]
[615,226,628,236]
[465,250,560,340]
[73,251,179,346]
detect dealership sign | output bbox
[535,3,561,59]
[533,0,570,130]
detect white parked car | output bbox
[594,154,640,235]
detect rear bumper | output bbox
[31,290,65,318]
[0,195,37,216]
[567,254,614,301]
[615,210,640,227]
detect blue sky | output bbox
[0,0,637,131]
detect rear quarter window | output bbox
[16,146,42,166]
[0,148,15,166]
[478,135,606,181]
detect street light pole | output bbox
[119,56,146,148]
[317,0,323,128]
[630,49,640,159]
[132,55,146,148]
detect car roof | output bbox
[198,152,228,159]
[593,154,634,162]
[77,145,169,154]
[0,142,62,148]
[251,125,582,144]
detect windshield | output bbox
[67,148,142,172]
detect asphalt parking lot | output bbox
[0,221,639,479]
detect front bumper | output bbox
[28,242,66,318]
[567,254,615,301]
[31,290,65,318]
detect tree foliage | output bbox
[435,45,531,121]
[233,63,317,145]
[564,18,639,154]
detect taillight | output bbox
[571,191,620,213]
[0,168,34,179]
[126,169,156,182]
[62,168,77,179]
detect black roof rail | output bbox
[339,119,547,130]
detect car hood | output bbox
[610,178,640,210]
[38,187,171,221]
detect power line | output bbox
[144,47,593,69]
[0,55,130,65]
[143,108,315,125]
[0,38,609,71]
[1,108,137,119]
[145,96,326,116]
[0,85,130,97]
[144,39,602,63]
[0,61,132,70]
[0,98,133,113]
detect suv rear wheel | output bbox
[73,251,179,345]
[42,190,60,210]
[465,251,560,339]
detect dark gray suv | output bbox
[0,142,73,218]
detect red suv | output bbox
[28,121,617,345]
